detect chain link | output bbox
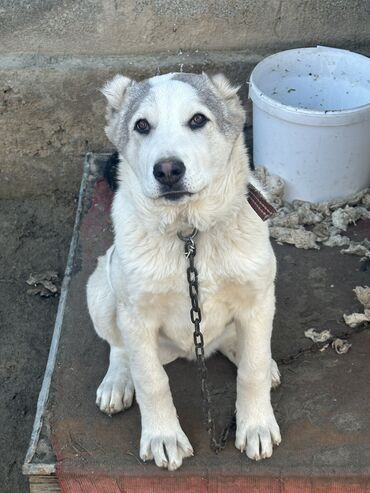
[179,230,235,453]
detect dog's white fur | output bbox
[87,72,281,471]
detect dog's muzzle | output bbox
[154,158,190,201]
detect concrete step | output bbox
[24,153,370,492]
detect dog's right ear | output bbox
[101,75,134,147]
[101,74,133,112]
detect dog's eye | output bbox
[189,113,208,130]
[134,119,151,134]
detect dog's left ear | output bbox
[205,73,246,135]
[208,73,241,100]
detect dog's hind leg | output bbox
[270,358,281,389]
[95,346,134,415]
[87,252,134,415]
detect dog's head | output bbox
[102,72,246,204]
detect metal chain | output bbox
[178,229,235,453]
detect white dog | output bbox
[87,72,281,471]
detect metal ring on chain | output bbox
[177,228,198,242]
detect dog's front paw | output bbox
[140,424,193,471]
[96,371,134,415]
[235,408,281,460]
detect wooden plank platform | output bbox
[24,153,370,492]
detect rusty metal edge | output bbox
[22,153,93,477]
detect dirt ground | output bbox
[0,193,76,493]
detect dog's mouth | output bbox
[159,190,193,201]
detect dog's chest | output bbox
[150,282,232,354]
[118,230,268,353]
[135,252,254,355]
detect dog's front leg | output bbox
[235,284,281,460]
[118,304,193,471]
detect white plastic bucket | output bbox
[249,46,370,202]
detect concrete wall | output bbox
[0,1,369,197]
[1,0,369,56]
[0,51,260,196]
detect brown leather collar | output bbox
[247,183,276,221]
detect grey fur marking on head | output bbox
[117,80,151,152]
[173,73,244,136]
[112,73,244,152]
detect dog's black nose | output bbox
[153,159,185,187]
